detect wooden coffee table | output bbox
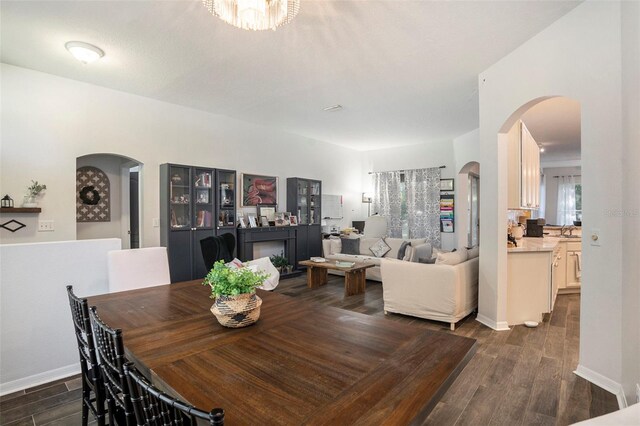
[299,259,375,296]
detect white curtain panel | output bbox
[557,175,577,225]
[405,167,442,247]
[372,171,403,238]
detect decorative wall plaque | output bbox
[76,166,110,222]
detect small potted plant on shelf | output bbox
[270,253,289,273]
[23,180,47,208]
[203,260,268,328]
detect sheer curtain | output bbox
[372,171,403,238]
[557,175,577,225]
[405,167,441,247]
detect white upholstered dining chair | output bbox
[107,247,171,293]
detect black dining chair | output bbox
[89,306,136,426]
[123,362,225,426]
[66,286,107,426]
[200,234,235,271]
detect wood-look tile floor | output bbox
[0,275,618,426]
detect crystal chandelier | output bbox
[203,0,300,31]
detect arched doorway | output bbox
[76,153,143,248]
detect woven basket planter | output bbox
[210,292,262,328]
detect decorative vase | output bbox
[22,196,37,208]
[210,292,262,328]
[285,265,293,274]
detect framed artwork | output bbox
[439,179,454,192]
[257,204,276,222]
[76,166,111,222]
[241,174,277,206]
[248,214,258,228]
[260,216,270,227]
[289,215,298,226]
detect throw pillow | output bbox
[329,238,342,255]
[410,243,433,263]
[341,237,360,255]
[435,249,469,265]
[418,257,437,264]
[370,238,391,258]
[397,241,411,260]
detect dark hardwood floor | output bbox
[0,275,618,425]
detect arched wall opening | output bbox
[76,153,144,248]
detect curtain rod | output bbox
[552,175,581,178]
[368,165,446,175]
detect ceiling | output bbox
[521,97,581,163]
[1,0,581,151]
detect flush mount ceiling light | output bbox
[540,147,545,153]
[65,41,104,64]
[202,0,300,31]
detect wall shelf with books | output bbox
[440,179,455,233]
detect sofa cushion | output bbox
[329,239,342,255]
[418,257,437,264]
[397,241,411,260]
[370,239,391,258]
[436,248,469,265]
[359,238,381,256]
[467,246,479,259]
[409,243,433,262]
[341,237,360,255]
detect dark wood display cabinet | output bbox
[160,164,236,283]
[287,178,322,267]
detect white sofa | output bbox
[381,255,479,330]
[321,237,428,281]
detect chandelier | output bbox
[203,0,300,31]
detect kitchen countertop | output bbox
[508,236,582,253]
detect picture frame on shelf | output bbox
[257,204,276,222]
[248,214,258,228]
[238,217,247,229]
[289,215,298,226]
[241,174,277,206]
[274,212,289,227]
[260,216,270,227]
[439,178,454,192]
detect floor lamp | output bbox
[362,192,373,217]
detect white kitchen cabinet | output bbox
[565,241,582,289]
[507,250,554,325]
[507,120,541,210]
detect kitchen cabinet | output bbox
[564,241,582,290]
[507,250,553,325]
[507,120,541,210]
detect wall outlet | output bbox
[38,220,54,232]
[153,218,160,227]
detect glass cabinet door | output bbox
[193,168,213,229]
[297,179,309,224]
[169,166,191,229]
[309,180,320,225]
[217,170,236,228]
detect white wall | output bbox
[542,166,581,225]
[0,64,362,246]
[0,239,121,394]
[453,128,481,174]
[76,154,127,240]
[479,0,635,404]
[620,0,640,404]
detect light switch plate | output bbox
[590,228,601,246]
[38,220,54,232]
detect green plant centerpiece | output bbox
[203,260,268,328]
[23,180,47,207]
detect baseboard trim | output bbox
[0,364,80,396]
[475,313,510,331]
[574,364,628,409]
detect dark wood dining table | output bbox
[89,280,476,425]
